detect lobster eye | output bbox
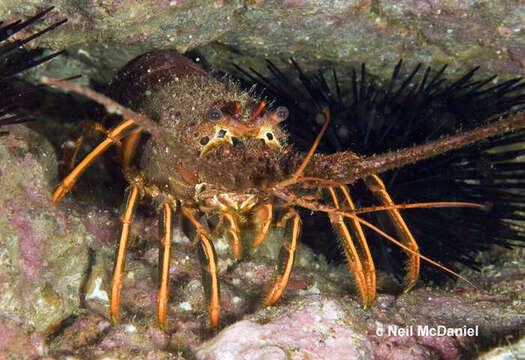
[208,108,223,122]
[275,106,289,120]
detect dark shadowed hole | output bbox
[200,136,209,146]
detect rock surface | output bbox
[3,0,525,85]
[0,125,89,334]
[477,337,525,360]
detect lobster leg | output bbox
[53,119,138,204]
[221,212,242,259]
[336,186,376,303]
[120,128,142,168]
[60,120,111,176]
[158,202,174,328]
[182,208,221,327]
[325,187,372,307]
[111,184,140,324]
[263,208,301,306]
[252,203,273,248]
[364,174,420,291]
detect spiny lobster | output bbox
[42,50,525,328]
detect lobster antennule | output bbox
[247,101,266,122]
[275,106,331,189]
[273,189,481,290]
[347,210,480,291]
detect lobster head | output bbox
[188,100,289,156]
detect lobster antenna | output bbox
[41,77,167,145]
[351,112,525,183]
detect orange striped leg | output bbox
[158,202,174,328]
[221,212,242,259]
[336,186,377,303]
[120,128,142,168]
[61,134,84,176]
[61,120,113,175]
[326,187,371,307]
[182,208,220,327]
[263,208,301,306]
[111,184,140,324]
[53,119,137,204]
[252,203,273,248]
[364,174,420,291]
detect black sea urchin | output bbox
[0,7,66,131]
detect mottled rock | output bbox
[196,295,374,360]
[0,125,89,333]
[50,313,111,353]
[477,336,525,360]
[195,269,525,360]
[5,0,525,88]
[0,316,48,359]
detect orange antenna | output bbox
[351,201,487,214]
